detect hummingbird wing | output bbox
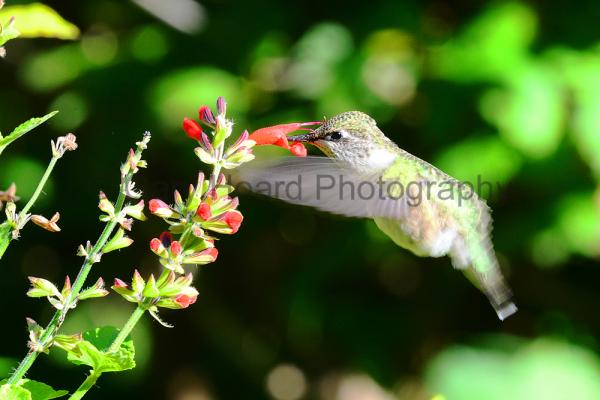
[234,156,411,220]
[236,156,517,320]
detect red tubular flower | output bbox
[149,199,179,219]
[150,238,163,253]
[223,210,243,233]
[170,241,182,257]
[289,142,307,157]
[248,121,321,157]
[174,294,197,308]
[183,247,218,264]
[183,118,203,141]
[196,203,212,220]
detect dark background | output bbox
[2,0,600,399]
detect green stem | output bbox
[109,305,146,353]
[7,138,149,384]
[20,155,59,216]
[68,370,102,400]
[0,155,60,261]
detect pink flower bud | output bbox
[183,118,203,141]
[149,199,175,218]
[183,247,218,265]
[150,238,165,255]
[216,96,227,115]
[113,278,128,289]
[196,203,212,220]
[174,294,197,308]
[199,105,216,125]
[224,210,243,233]
[170,241,182,256]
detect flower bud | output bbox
[183,247,218,265]
[78,277,109,300]
[132,269,145,293]
[199,105,216,125]
[183,118,203,141]
[170,241,182,257]
[150,237,167,257]
[142,274,160,298]
[216,96,227,115]
[123,199,146,221]
[224,210,243,233]
[149,199,177,218]
[196,203,212,220]
[102,228,134,253]
[27,277,60,298]
[98,192,115,216]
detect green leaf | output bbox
[0,379,67,400]
[0,383,31,400]
[66,326,136,373]
[0,111,58,155]
[0,3,79,40]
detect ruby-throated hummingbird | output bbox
[241,111,517,320]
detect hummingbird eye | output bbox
[328,131,343,141]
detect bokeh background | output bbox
[2,0,600,399]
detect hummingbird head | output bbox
[288,111,398,168]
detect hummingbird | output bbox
[241,111,517,320]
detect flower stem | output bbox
[7,137,149,384]
[0,155,59,261]
[20,155,59,216]
[109,305,146,353]
[68,370,102,400]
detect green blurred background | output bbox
[2,0,600,399]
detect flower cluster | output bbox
[112,97,255,323]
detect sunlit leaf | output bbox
[0,3,79,40]
[434,135,522,199]
[148,67,246,131]
[20,44,89,92]
[555,192,600,258]
[66,326,135,373]
[0,383,30,400]
[0,379,67,400]
[480,62,565,158]
[0,112,58,155]
[426,337,600,400]
[430,3,536,82]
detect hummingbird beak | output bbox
[286,131,322,142]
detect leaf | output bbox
[0,112,58,155]
[0,379,67,400]
[0,383,31,400]
[0,3,79,40]
[66,326,136,373]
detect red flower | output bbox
[289,141,307,157]
[174,294,197,308]
[196,203,212,220]
[248,121,321,157]
[170,241,182,256]
[223,210,243,233]
[183,118,203,141]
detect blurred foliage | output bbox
[1,0,600,399]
